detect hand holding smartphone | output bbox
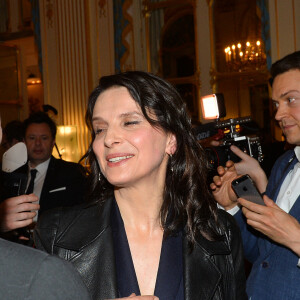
[231,174,265,206]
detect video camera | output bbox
[194,93,263,171]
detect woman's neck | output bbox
[114,185,163,233]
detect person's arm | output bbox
[238,195,300,256]
[230,145,268,193]
[210,160,240,210]
[0,194,39,232]
[210,156,262,262]
[29,255,91,300]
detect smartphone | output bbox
[231,174,265,206]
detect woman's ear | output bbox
[166,133,177,155]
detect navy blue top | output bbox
[111,200,184,300]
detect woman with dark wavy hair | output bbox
[35,71,246,300]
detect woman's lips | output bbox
[106,154,134,167]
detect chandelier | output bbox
[224,40,266,72]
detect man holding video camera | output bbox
[211,50,300,299]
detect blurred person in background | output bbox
[0,112,86,244]
[0,116,91,300]
[1,120,24,152]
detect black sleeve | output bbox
[219,210,248,300]
[34,207,62,254]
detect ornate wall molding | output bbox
[98,0,107,18]
[46,0,54,28]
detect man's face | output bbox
[25,123,55,168]
[272,69,300,145]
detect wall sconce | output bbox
[53,126,80,162]
[27,73,42,85]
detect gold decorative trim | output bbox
[207,0,216,92]
[274,0,279,59]
[120,0,134,71]
[84,0,94,93]
[144,10,151,72]
[98,0,107,18]
[143,0,195,12]
[0,98,23,105]
[292,0,297,51]
[46,0,54,28]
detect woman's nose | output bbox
[103,126,122,147]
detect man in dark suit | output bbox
[0,116,91,300]
[0,112,86,236]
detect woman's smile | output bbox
[106,153,134,167]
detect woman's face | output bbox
[92,86,176,187]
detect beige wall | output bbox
[22,0,300,158]
[39,0,116,159]
[268,0,300,140]
[269,0,300,62]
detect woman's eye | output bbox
[124,120,140,126]
[95,128,103,135]
[272,101,279,109]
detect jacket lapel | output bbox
[263,155,298,256]
[39,156,56,213]
[53,197,119,300]
[271,154,297,200]
[183,233,230,300]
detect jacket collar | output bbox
[55,196,113,250]
[269,151,297,200]
[183,231,230,300]
[53,197,231,300]
[54,197,119,300]
[39,155,56,207]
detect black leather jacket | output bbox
[34,197,247,300]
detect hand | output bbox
[107,293,159,299]
[230,145,267,193]
[199,136,221,148]
[210,160,239,210]
[239,195,300,256]
[0,194,40,232]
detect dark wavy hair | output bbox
[3,120,24,143]
[83,71,220,244]
[23,111,57,139]
[269,50,300,86]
